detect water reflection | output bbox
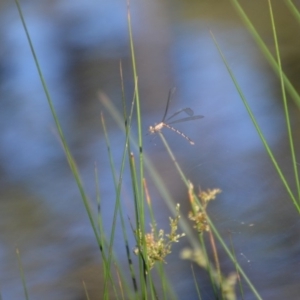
[0,1,300,299]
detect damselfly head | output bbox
[149,125,155,134]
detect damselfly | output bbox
[149,88,203,145]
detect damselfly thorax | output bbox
[148,88,203,145]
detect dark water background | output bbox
[0,0,300,299]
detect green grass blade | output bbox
[16,249,29,300]
[191,264,202,300]
[230,0,300,109]
[82,280,91,300]
[129,153,151,298]
[158,133,262,300]
[126,0,144,216]
[94,165,109,291]
[100,99,135,297]
[210,32,300,213]
[14,0,106,247]
[285,0,300,22]
[268,0,300,204]
[228,234,245,300]
[121,77,143,230]
[94,164,126,300]
[101,112,119,188]
[14,0,68,152]
[125,4,149,289]
[14,2,125,297]
[100,104,137,297]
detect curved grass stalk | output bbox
[16,249,29,300]
[15,1,123,298]
[158,133,262,300]
[126,0,145,219]
[285,0,300,23]
[210,32,300,213]
[14,0,101,245]
[268,0,300,207]
[230,0,300,109]
[100,110,136,299]
[230,2,300,200]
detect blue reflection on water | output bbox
[0,1,299,299]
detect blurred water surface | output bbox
[0,1,300,299]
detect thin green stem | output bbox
[100,113,132,297]
[82,280,91,300]
[268,1,300,204]
[285,0,300,23]
[210,31,300,213]
[126,0,144,212]
[230,0,300,109]
[15,0,110,267]
[16,249,30,300]
[158,133,262,300]
[101,94,136,298]
[191,264,202,300]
